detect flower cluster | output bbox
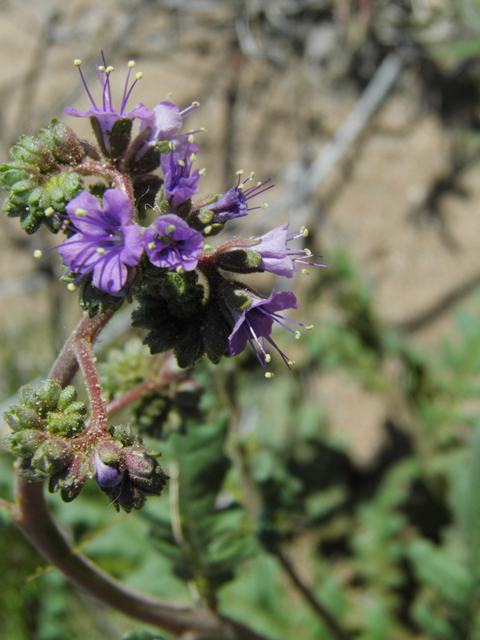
[23,55,326,375]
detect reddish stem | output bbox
[74,338,108,435]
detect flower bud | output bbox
[31,439,71,476]
[94,451,123,489]
[5,430,46,457]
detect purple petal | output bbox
[102,189,135,226]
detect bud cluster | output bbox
[2,54,325,376]
[3,380,168,510]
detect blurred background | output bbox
[3,0,480,638]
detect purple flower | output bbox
[94,451,123,489]
[226,287,313,375]
[64,56,150,152]
[249,223,327,277]
[199,173,274,223]
[136,100,199,145]
[59,189,143,295]
[161,138,202,210]
[144,213,203,272]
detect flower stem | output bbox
[74,338,108,435]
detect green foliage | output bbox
[60,266,126,318]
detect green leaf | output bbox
[122,630,165,640]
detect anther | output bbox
[148,241,155,250]
[96,248,105,255]
[238,183,245,190]
[67,283,76,291]
[128,60,136,68]
[189,153,196,163]
[199,168,207,176]
[176,265,184,274]
[295,331,301,340]
[200,126,207,132]
[33,250,42,259]
[236,169,244,176]
[261,203,268,210]
[265,372,274,379]
[203,244,212,251]
[265,354,271,363]
[98,65,105,72]
[188,134,195,144]
[302,269,310,275]
[192,101,200,107]
[306,325,314,331]
[106,66,114,73]
[75,208,86,218]
[165,225,176,234]
[204,225,212,235]
[74,59,82,66]
[44,207,54,217]
[178,159,185,167]
[287,360,295,366]
[135,72,143,80]
[304,248,312,256]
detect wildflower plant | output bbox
[0,55,325,639]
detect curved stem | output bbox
[74,338,108,435]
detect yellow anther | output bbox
[236,169,244,176]
[192,101,200,107]
[302,269,310,275]
[257,181,262,186]
[295,331,301,340]
[204,225,212,235]
[135,72,143,80]
[166,92,172,99]
[165,225,176,234]
[304,248,312,256]
[98,65,105,72]
[148,241,155,250]
[238,182,244,190]
[265,372,274,379]
[203,244,212,251]
[303,229,309,237]
[128,60,136,68]
[74,59,82,66]
[200,126,207,132]
[67,283,76,291]
[261,203,268,210]
[199,168,207,176]
[176,265,184,274]
[287,359,296,366]
[265,354,271,363]
[96,248,105,255]
[106,66,114,73]
[178,159,185,167]
[249,171,255,180]
[75,208,86,217]
[33,250,43,259]
[188,134,195,144]
[44,206,54,217]
[169,141,175,150]
[189,153,196,163]
[306,325,314,331]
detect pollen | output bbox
[236,169,244,176]
[135,72,143,80]
[176,265,184,274]
[96,248,105,255]
[295,331,301,340]
[148,242,155,250]
[74,59,82,66]
[75,208,86,217]
[261,203,268,210]
[178,159,185,167]
[188,134,195,144]
[106,66,114,74]
[165,225,176,234]
[199,168,207,176]
[265,354,271,363]
[204,225,212,235]
[265,372,274,379]
[67,283,76,291]
[128,60,136,68]
[302,269,310,275]
[203,244,212,251]
[44,207,54,217]
[287,360,296,366]
[33,250,43,259]
[306,325,314,331]
[189,153,196,163]
[192,101,200,107]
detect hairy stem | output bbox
[74,338,108,435]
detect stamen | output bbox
[265,372,274,378]
[188,134,195,144]
[236,169,244,176]
[295,331,301,339]
[74,59,82,66]
[96,248,105,255]
[165,225,176,234]
[67,283,76,291]
[261,204,268,210]
[33,250,42,259]
[287,360,295,366]
[302,269,310,275]
[44,207,54,217]
[203,244,212,251]
[148,241,155,250]
[176,265,184,274]
[265,354,271,363]
[199,168,207,176]
[128,60,136,68]
[204,226,212,235]
[75,208,87,217]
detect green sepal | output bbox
[217,248,263,273]
[60,266,126,318]
[89,116,109,156]
[31,439,72,476]
[108,117,133,159]
[3,406,43,431]
[5,430,46,457]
